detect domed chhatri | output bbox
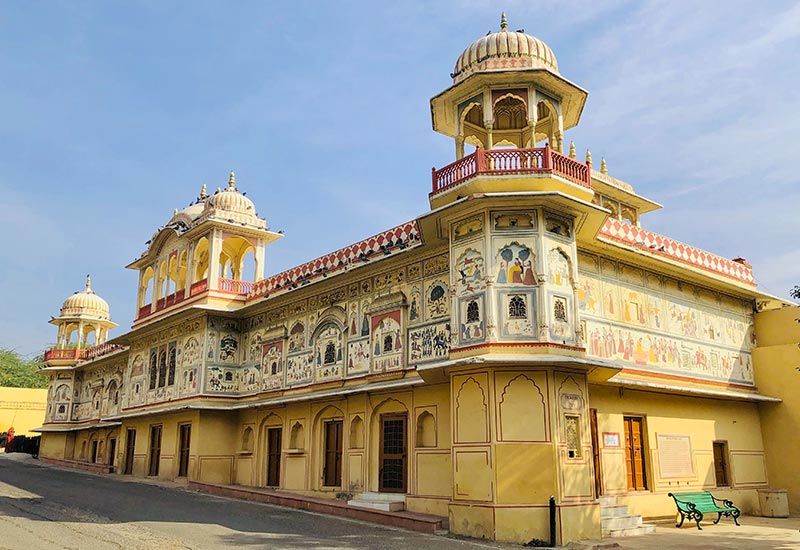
[59,275,111,321]
[452,13,558,83]
[204,171,257,217]
[47,275,118,357]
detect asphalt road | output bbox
[0,454,515,550]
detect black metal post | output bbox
[549,495,556,547]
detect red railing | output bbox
[85,342,125,360]
[138,303,152,318]
[44,348,87,361]
[218,278,253,295]
[431,144,592,196]
[190,279,208,296]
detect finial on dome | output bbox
[173,208,178,216]
[228,171,236,189]
[585,149,593,167]
[569,141,576,159]
[500,12,508,30]
[200,183,207,199]
[85,274,92,291]
[601,157,608,174]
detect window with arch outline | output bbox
[324,342,336,364]
[148,351,157,390]
[554,298,568,322]
[466,300,480,323]
[383,334,394,353]
[508,295,527,319]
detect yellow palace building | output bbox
[37,15,798,544]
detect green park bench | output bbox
[668,491,741,530]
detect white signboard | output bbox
[657,433,694,478]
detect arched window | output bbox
[224,371,233,382]
[554,299,567,322]
[324,342,336,364]
[349,416,364,449]
[271,361,278,375]
[242,426,254,452]
[466,300,480,323]
[383,334,393,353]
[508,296,527,319]
[158,350,167,388]
[167,346,176,386]
[148,351,158,390]
[416,411,436,448]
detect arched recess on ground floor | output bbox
[311,404,346,491]
[367,396,411,493]
[255,412,283,488]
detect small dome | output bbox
[60,276,110,320]
[452,13,558,83]
[205,172,257,217]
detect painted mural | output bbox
[424,279,449,319]
[500,292,536,337]
[460,295,485,343]
[496,243,537,285]
[261,341,283,390]
[578,262,755,385]
[286,353,313,385]
[347,339,371,375]
[547,247,571,287]
[372,310,403,372]
[314,323,343,380]
[409,321,451,363]
[549,294,573,342]
[455,249,485,296]
[219,333,239,363]
[288,322,306,353]
[207,366,237,392]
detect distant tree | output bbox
[0,349,48,389]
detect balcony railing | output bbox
[431,144,592,196]
[190,278,208,296]
[85,342,125,360]
[44,348,87,361]
[218,278,253,295]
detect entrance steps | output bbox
[599,495,656,538]
[348,492,406,512]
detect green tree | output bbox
[0,348,48,389]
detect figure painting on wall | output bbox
[315,323,343,380]
[347,339,371,374]
[496,244,537,286]
[460,297,484,342]
[426,281,449,318]
[207,331,217,360]
[288,322,305,353]
[409,322,451,362]
[576,279,600,316]
[455,249,485,296]
[547,248,571,286]
[219,334,238,362]
[371,310,403,371]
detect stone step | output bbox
[347,499,405,512]
[598,495,618,507]
[602,514,642,531]
[600,505,629,518]
[603,524,657,538]
[356,492,407,503]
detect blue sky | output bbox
[2,1,798,357]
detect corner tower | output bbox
[127,172,283,326]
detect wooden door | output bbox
[108,438,116,468]
[379,414,407,493]
[713,441,729,487]
[91,440,99,463]
[123,429,136,475]
[623,416,647,491]
[323,421,343,487]
[148,425,162,477]
[590,408,602,498]
[178,424,191,478]
[266,427,282,487]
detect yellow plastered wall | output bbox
[754,305,800,513]
[39,432,68,459]
[0,387,47,437]
[590,385,766,517]
[119,410,200,479]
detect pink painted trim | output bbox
[247,221,421,301]
[599,218,756,285]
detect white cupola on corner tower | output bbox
[43,275,118,365]
[127,172,283,325]
[431,13,588,158]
